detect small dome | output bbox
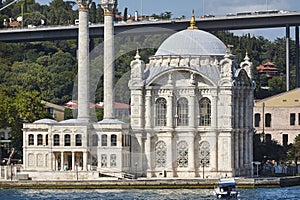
[33,118,57,124]
[155,29,226,56]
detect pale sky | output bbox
[35,0,300,40]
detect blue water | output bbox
[0,186,300,199]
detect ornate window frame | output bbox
[155,141,167,168]
[177,140,188,168]
[177,98,188,126]
[199,97,211,126]
[155,98,167,126]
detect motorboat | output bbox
[213,178,239,199]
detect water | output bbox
[0,186,300,200]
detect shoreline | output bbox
[0,177,300,189]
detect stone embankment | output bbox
[0,177,299,189]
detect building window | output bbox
[54,134,60,146]
[298,113,300,125]
[110,154,117,167]
[76,134,82,146]
[199,141,210,168]
[290,113,296,125]
[177,140,188,168]
[254,113,261,127]
[101,154,107,167]
[28,134,34,146]
[46,134,48,146]
[265,134,272,142]
[64,134,71,146]
[177,98,188,126]
[265,113,271,127]
[101,134,107,146]
[155,98,167,126]
[37,134,43,145]
[92,134,98,146]
[155,141,167,168]
[199,97,211,126]
[111,134,117,146]
[282,134,288,146]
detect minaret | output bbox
[101,0,116,119]
[77,0,91,122]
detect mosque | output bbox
[21,0,255,180]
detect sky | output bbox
[35,0,300,41]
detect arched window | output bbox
[199,141,210,167]
[92,134,98,146]
[177,140,188,167]
[28,134,34,146]
[46,134,48,146]
[177,98,188,126]
[199,97,211,126]
[265,113,271,127]
[53,134,60,146]
[64,134,71,146]
[101,154,107,167]
[254,113,261,127]
[155,141,167,168]
[102,134,107,146]
[111,134,117,146]
[76,134,82,146]
[155,98,167,126]
[37,134,43,145]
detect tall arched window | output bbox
[199,141,210,168]
[199,97,211,126]
[155,141,167,168]
[28,134,34,146]
[53,134,60,146]
[111,134,117,146]
[177,98,188,126]
[177,140,188,167]
[102,134,107,146]
[76,134,82,146]
[254,113,261,127]
[155,98,167,126]
[37,134,43,145]
[92,134,98,146]
[64,134,71,146]
[265,113,271,127]
[46,134,48,146]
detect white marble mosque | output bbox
[21,1,255,180]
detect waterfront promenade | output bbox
[0,177,299,189]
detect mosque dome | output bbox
[155,29,226,56]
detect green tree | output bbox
[287,134,300,174]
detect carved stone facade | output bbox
[129,28,255,178]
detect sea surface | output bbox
[0,186,300,200]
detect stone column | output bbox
[72,151,75,171]
[77,0,91,121]
[83,151,87,171]
[144,132,152,174]
[239,132,244,168]
[166,94,173,128]
[60,151,64,171]
[188,94,195,127]
[101,0,116,119]
[187,132,195,172]
[145,90,152,128]
[234,132,239,169]
[165,133,173,172]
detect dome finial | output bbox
[187,10,198,30]
[135,46,141,60]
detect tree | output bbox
[287,134,300,174]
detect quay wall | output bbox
[0,177,299,189]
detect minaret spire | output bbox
[187,10,198,30]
